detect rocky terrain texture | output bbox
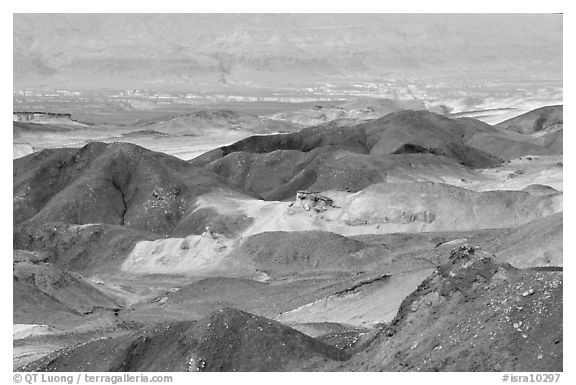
[21,308,349,372]
[333,246,562,371]
[13,105,562,371]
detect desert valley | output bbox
[12,13,563,372]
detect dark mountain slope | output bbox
[208,147,334,200]
[194,111,501,166]
[466,134,551,160]
[334,246,562,371]
[13,142,247,235]
[460,106,563,160]
[237,231,379,276]
[531,129,563,154]
[190,111,502,200]
[207,148,484,201]
[496,105,562,134]
[13,277,85,327]
[14,260,118,315]
[13,222,159,273]
[13,250,119,327]
[21,308,349,372]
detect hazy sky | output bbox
[13,14,563,89]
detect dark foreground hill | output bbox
[20,246,562,372]
[334,246,562,371]
[12,105,563,372]
[13,142,248,235]
[21,308,348,372]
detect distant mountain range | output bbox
[13,14,562,90]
